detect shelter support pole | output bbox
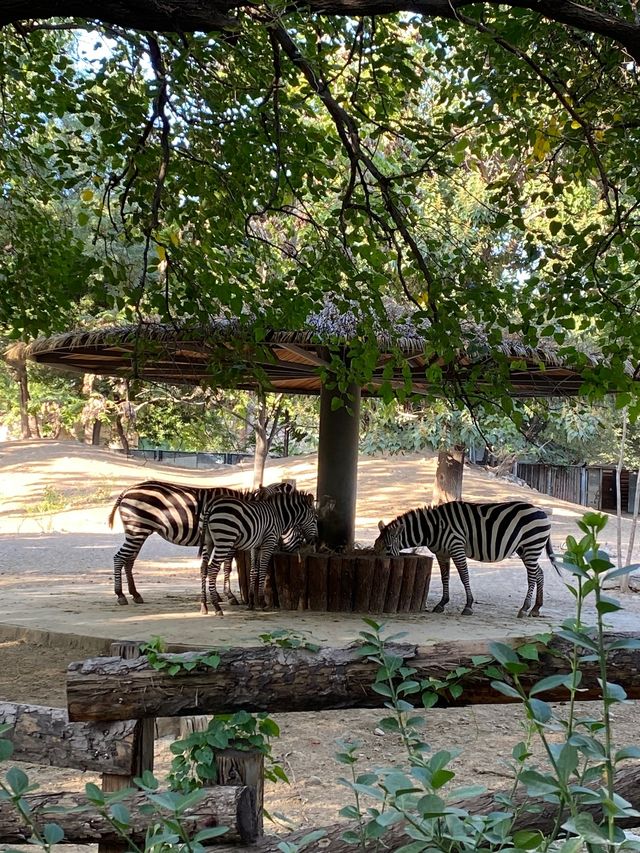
[316,382,361,551]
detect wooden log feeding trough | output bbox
[235,552,432,613]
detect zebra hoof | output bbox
[461,607,473,616]
[200,604,209,616]
[517,608,528,618]
[116,595,128,606]
[132,594,144,604]
[432,604,445,613]
[223,594,240,606]
[529,609,541,618]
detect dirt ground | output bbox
[1,439,640,848]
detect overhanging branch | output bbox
[2,1,639,61]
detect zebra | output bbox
[107,480,296,606]
[200,489,318,615]
[374,500,559,617]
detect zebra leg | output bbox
[256,536,278,609]
[528,564,545,618]
[450,550,474,615]
[248,550,259,610]
[432,553,451,613]
[113,538,145,605]
[124,560,144,604]
[206,552,225,616]
[199,546,210,615]
[222,556,239,605]
[517,551,539,618]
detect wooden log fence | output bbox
[67,632,640,722]
[0,702,142,774]
[3,633,640,848]
[0,787,257,845]
[0,641,261,847]
[213,764,640,853]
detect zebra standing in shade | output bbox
[374,500,558,617]
[108,480,296,606]
[200,489,318,614]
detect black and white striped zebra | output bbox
[374,500,558,617]
[107,480,295,606]
[200,489,318,614]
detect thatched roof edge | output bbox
[25,320,600,370]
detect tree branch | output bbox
[2,1,639,61]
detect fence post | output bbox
[98,641,155,853]
[214,749,264,836]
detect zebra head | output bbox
[289,491,318,544]
[251,481,296,499]
[374,519,403,556]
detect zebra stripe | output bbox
[200,490,318,614]
[374,500,558,617]
[108,480,296,606]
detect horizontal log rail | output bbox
[0,786,258,845]
[0,702,142,774]
[67,632,640,722]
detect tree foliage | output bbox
[0,3,638,410]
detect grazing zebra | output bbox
[200,490,318,615]
[374,500,558,617]
[107,480,295,606]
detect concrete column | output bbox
[316,382,361,551]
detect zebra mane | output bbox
[386,505,428,528]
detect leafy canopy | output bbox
[1,5,639,406]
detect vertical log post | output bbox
[317,381,361,551]
[98,642,155,853]
[213,749,264,836]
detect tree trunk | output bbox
[67,632,640,722]
[626,467,640,576]
[617,408,629,592]
[253,405,268,489]
[211,764,640,853]
[81,373,96,442]
[0,787,258,844]
[432,445,465,504]
[3,342,32,438]
[114,413,130,453]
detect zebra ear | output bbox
[378,520,386,532]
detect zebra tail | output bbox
[107,492,126,529]
[546,538,561,575]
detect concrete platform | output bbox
[2,529,639,657]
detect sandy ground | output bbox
[1,439,640,850]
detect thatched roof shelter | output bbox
[25,319,606,398]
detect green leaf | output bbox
[0,740,14,761]
[488,642,519,666]
[6,767,29,795]
[516,643,539,661]
[43,822,65,844]
[194,827,229,840]
[529,673,573,696]
[615,746,640,762]
[528,698,553,723]
[490,680,521,699]
[110,802,130,825]
[513,829,544,849]
[606,562,640,581]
